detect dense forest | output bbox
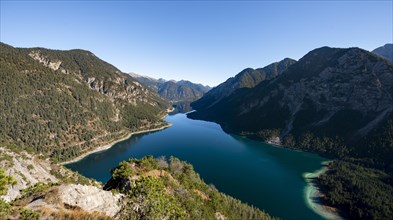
[0,43,171,162]
[317,161,393,220]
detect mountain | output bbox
[130,72,211,113]
[372,43,393,62]
[190,47,393,157]
[0,42,171,162]
[191,58,296,110]
[189,46,393,219]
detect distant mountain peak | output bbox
[191,57,296,110]
[372,43,393,62]
[129,72,159,81]
[127,72,211,113]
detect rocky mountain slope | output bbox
[130,73,210,113]
[0,144,120,219]
[191,58,296,110]
[372,43,393,62]
[0,146,98,202]
[19,183,124,219]
[0,43,171,162]
[189,46,393,219]
[190,47,393,151]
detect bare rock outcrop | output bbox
[22,184,124,218]
[0,147,58,202]
[29,51,62,71]
[58,184,124,217]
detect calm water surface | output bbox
[66,114,326,220]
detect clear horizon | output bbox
[1,1,392,87]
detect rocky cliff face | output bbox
[189,47,393,146]
[191,58,296,110]
[372,43,393,62]
[0,147,58,202]
[57,184,123,217]
[21,184,123,218]
[0,146,98,202]
[0,145,122,219]
[28,49,169,108]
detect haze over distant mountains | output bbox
[372,43,393,62]
[129,72,211,113]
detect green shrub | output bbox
[0,199,12,220]
[112,161,135,179]
[0,168,16,195]
[20,208,40,220]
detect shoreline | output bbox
[303,161,343,220]
[223,129,343,219]
[60,122,172,165]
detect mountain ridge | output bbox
[372,43,393,62]
[191,57,296,110]
[190,46,393,148]
[130,72,211,113]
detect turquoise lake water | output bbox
[66,113,326,220]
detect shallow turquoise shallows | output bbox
[66,113,326,220]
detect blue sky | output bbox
[1,1,392,86]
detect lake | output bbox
[66,113,327,220]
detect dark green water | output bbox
[66,113,326,220]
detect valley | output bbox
[129,73,210,113]
[65,113,331,220]
[1,41,392,220]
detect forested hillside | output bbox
[189,46,393,219]
[190,47,393,165]
[0,43,171,162]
